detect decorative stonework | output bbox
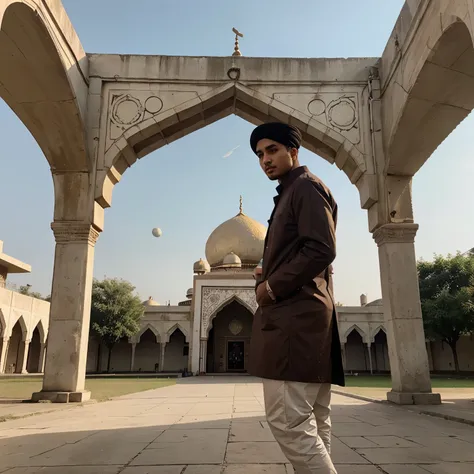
[51,222,100,245]
[229,319,243,335]
[274,92,361,145]
[108,92,164,142]
[327,96,358,132]
[201,287,257,336]
[373,223,419,246]
[104,88,201,152]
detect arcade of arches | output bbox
[2,0,474,405]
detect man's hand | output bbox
[256,280,274,307]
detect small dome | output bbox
[193,258,210,274]
[205,198,266,268]
[366,298,383,307]
[143,296,160,306]
[222,252,242,268]
[186,288,193,299]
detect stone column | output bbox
[32,222,99,403]
[159,342,167,372]
[38,343,46,373]
[341,343,347,372]
[130,343,137,372]
[18,339,31,374]
[199,339,208,374]
[0,337,9,373]
[373,224,441,405]
[367,343,373,375]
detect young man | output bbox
[249,122,345,474]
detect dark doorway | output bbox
[227,341,245,371]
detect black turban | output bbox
[250,122,302,154]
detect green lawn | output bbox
[345,375,474,388]
[0,377,176,401]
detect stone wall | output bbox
[0,286,49,373]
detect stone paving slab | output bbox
[0,376,473,473]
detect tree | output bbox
[90,278,144,373]
[19,284,46,300]
[418,253,474,373]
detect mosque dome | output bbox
[221,252,242,268]
[193,258,210,274]
[205,197,266,268]
[143,296,160,306]
[366,298,383,306]
[186,288,193,299]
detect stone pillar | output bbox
[38,343,46,373]
[0,337,9,373]
[130,343,137,372]
[18,339,31,374]
[159,342,166,372]
[373,224,441,405]
[341,343,347,372]
[199,339,208,373]
[367,343,373,375]
[32,223,99,403]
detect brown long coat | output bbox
[249,166,345,386]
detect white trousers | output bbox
[263,379,337,474]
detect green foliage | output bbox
[18,285,46,301]
[90,278,144,372]
[418,252,474,372]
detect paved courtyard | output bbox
[0,377,473,473]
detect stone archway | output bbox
[8,1,462,405]
[206,300,253,374]
[164,328,188,372]
[383,15,474,177]
[26,327,42,373]
[5,319,26,373]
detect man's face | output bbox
[256,138,297,181]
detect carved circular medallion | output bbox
[308,98,326,116]
[229,319,243,336]
[145,96,163,114]
[111,95,143,126]
[327,97,357,131]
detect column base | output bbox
[387,391,442,405]
[31,390,91,403]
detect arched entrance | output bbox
[26,327,41,373]
[372,330,390,373]
[5,320,26,373]
[345,329,369,373]
[206,300,253,373]
[164,328,188,372]
[134,328,160,372]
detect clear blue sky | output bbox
[1,0,473,305]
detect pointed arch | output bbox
[371,325,387,343]
[97,82,368,209]
[0,1,89,172]
[32,320,46,344]
[165,323,189,343]
[343,324,368,344]
[206,295,254,338]
[385,13,474,176]
[134,323,160,343]
[7,315,28,340]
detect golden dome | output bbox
[193,258,210,274]
[205,198,266,268]
[143,296,160,306]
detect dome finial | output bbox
[239,195,243,215]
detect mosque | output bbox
[1,201,474,376]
